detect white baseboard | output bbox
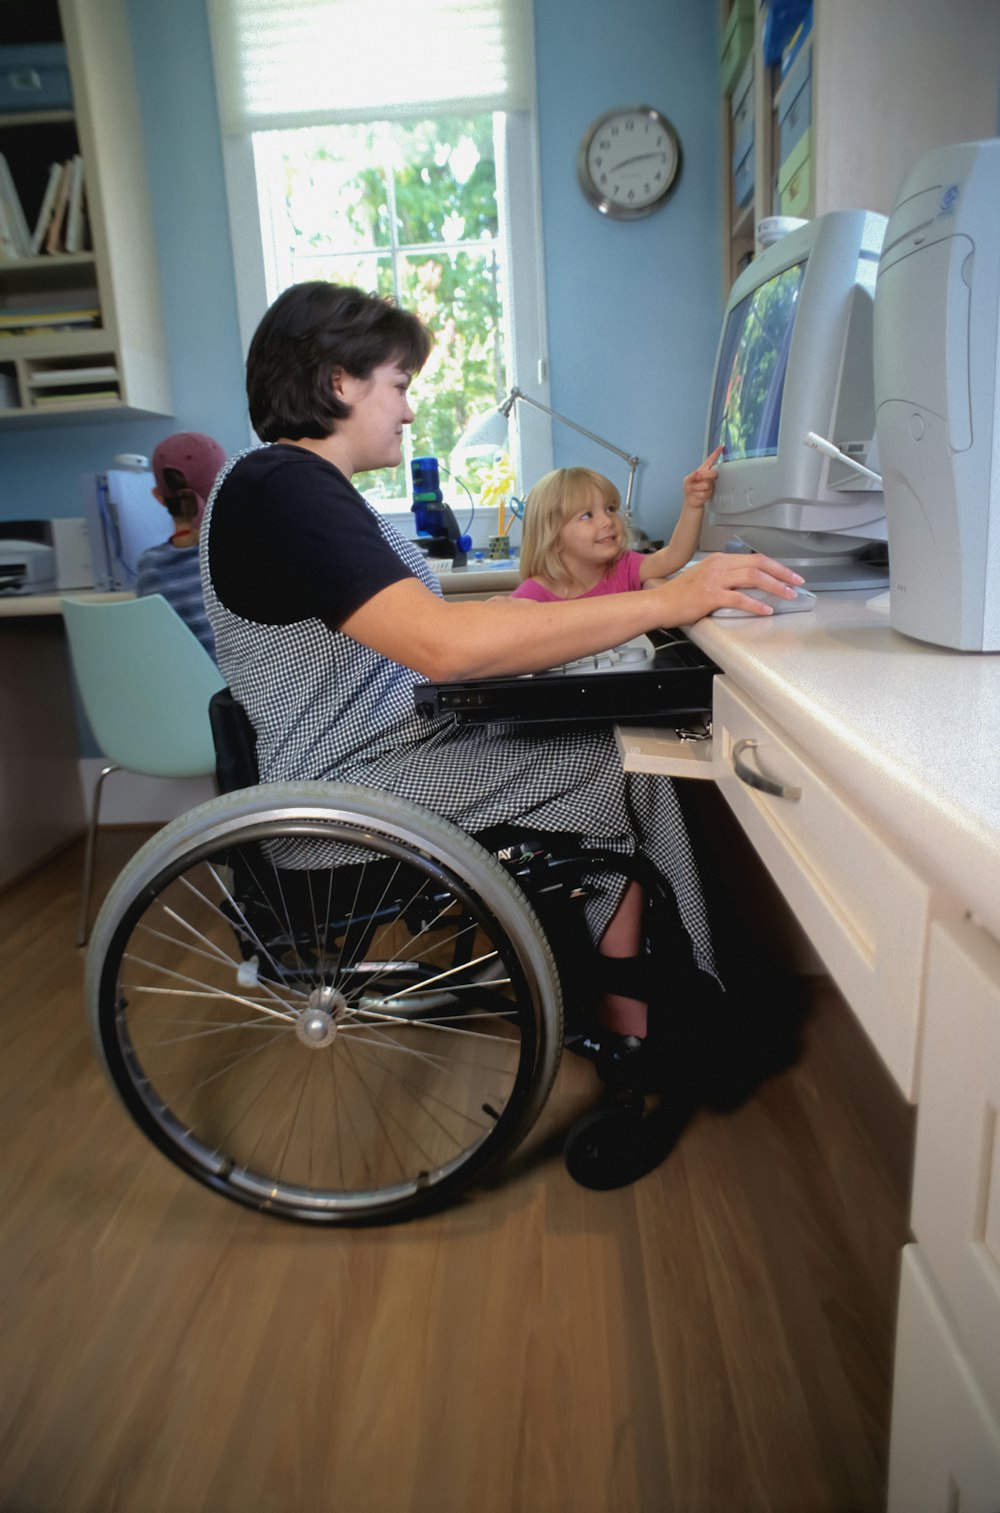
[78,759,217,826]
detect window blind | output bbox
[209,0,534,134]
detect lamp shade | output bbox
[454,385,641,515]
[457,406,510,451]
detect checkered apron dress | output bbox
[201,454,716,975]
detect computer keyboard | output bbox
[549,635,654,675]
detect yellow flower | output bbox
[479,450,517,509]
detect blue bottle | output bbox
[410,456,471,564]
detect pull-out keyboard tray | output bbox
[414,628,719,727]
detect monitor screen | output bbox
[708,262,805,461]
[703,209,889,589]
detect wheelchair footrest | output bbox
[564,1029,685,1095]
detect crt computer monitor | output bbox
[704,209,889,588]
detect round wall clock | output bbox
[577,105,681,220]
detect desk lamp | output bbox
[459,387,641,518]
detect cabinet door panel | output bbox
[889,1246,1000,1513]
[911,919,1000,1418]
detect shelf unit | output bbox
[720,1,818,293]
[719,0,1000,297]
[0,0,170,425]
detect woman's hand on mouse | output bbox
[651,552,805,623]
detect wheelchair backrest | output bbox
[208,687,260,793]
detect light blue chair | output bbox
[61,593,226,945]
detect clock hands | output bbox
[609,150,668,171]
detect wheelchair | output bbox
[84,692,801,1225]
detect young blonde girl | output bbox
[512,447,723,602]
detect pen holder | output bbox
[488,534,511,560]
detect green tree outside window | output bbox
[254,115,510,506]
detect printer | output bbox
[0,539,56,595]
[0,517,94,597]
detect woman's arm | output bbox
[341,549,804,682]
[638,445,724,584]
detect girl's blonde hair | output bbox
[518,467,623,583]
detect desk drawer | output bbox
[713,676,929,1096]
[910,919,1000,1421]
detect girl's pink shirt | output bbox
[511,549,644,602]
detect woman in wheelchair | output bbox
[85,282,805,1220]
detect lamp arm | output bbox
[504,387,640,516]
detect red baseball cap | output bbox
[151,432,226,526]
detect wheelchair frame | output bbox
[86,690,801,1222]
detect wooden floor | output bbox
[0,829,914,1513]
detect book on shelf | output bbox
[0,197,19,261]
[64,157,86,253]
[0,154,31,257]
[0,306,100,330]
[31,389,120,407]
[28,364,118,388]
[45,159,73,255]
[31,162,64,254]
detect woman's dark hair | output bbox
[246,282,433,442]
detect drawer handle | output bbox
[732,737,801,801]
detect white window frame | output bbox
[217,110,553,535]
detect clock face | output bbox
[578,106,681,219]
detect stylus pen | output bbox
[803,431,883,487]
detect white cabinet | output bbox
[678,589,1000,1500]
[711,674,930,1097]
[888,917,1000,1505]
[710,678,1000,1501]
[0,0,170,424]
[889,1247,1000,1513]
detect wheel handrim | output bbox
[93,809,558,1221]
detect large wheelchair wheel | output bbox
[85,783,563,1225]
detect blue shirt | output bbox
[136,540,217,662]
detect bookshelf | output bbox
[719,0,1000,300]
[0,0,171,424]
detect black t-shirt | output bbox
[208,444,415,626]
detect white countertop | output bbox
[0,589,132,617]
[683,591,1000,943]
[0,559,520,614]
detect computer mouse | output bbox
[710,587,818,618]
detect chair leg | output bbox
[77,763,119,948]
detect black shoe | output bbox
[685,987,806,1111]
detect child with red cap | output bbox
[136,431,226,661]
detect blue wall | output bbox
[533,0,722,533]
[0,0,721,542]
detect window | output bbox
[252,115,511,503]
[209,0,552,519]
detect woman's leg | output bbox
[347,722,717,984]
[597,878,647,1036]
